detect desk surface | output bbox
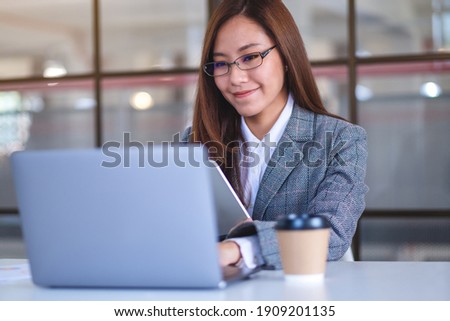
[1,259,449,301]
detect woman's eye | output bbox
[242,54,259,62]
[214,61,227,68]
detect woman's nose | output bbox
[229,63,248,85]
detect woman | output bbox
[182,0,368,269]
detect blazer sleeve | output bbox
[307,124,369,260]
[228,124,369,269]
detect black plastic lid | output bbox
[275,213,331,230]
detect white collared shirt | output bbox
[240,93,294,216]
[227,94,294,269]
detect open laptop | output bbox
[11,145,254,289]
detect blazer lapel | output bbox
[252,106,316,220]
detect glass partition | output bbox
[312,65,349,119]
[0,79,95,208]
[360,217,450,261]
[102,73,197,144]
[101,0,207,72]
[357,0,450,56]
[284,0,348,60]
[358,61,450,209]
[0,0,92,79]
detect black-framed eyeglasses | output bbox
[203,45,277,77]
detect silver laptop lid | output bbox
[11,146,245,288]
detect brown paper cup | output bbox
[276,228,330,281]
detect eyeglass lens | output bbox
[205,52,262,76]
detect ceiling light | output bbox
[130,91,154,110]
[43,60,67,78]
[356,84,373,101]
[420,82,442,98]
[74,98,96,110]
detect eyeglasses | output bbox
[203,45,277,77]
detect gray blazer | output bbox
[182,105,368,269]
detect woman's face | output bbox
[213,15,288,123]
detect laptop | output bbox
[11,145,254,289]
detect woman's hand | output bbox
[217,241,241,266]
[218,218,254,266]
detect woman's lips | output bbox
[232,88,258,99]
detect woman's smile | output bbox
[232,88,259,99]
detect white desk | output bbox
[1,259,449,301]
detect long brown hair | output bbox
[191,0,341,206]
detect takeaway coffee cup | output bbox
[275,213,331,281]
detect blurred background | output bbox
[0,0,449,260]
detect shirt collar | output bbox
[241,93,294,145]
